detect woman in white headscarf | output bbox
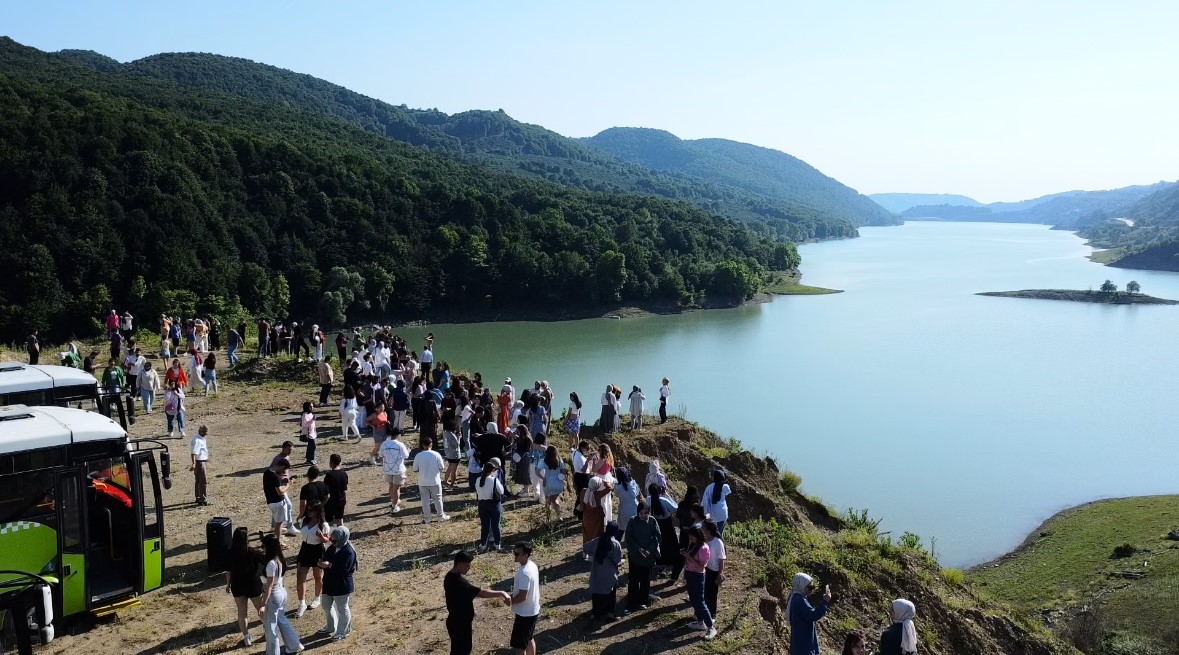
[879,598,918,655]
[786,572,832,655]
[644,460,668,498]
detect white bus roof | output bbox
[0,405,125,454]
[0,363,98,394]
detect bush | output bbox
[843,507,882,535]
[779,468,802,493]
[1111,543,1137,559]
[899,531,924,551]
[941,567,964,586]
[1063,606,1106,654]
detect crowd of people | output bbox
[44,315,924,655]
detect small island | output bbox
[978,289,1178,305]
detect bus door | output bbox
[54,471,86,618]
[130,453,164,593]
[81,459,136,604]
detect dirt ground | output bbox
[38,363,785,655]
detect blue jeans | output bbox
[685,570,713,628]
[203,370,218,394]
[167,410,185,433]
[478,499,502,547]
[258,337,269,357]
[140,389,155,413]
[715,520,727,537]
[227,344,239,365]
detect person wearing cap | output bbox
[445,550,511,655]
[474,458,506,552]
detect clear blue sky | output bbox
[4,0,1177,203]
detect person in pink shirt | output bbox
[681,526,717,640]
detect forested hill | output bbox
[1078,184,1179,271]
[585,127,899,231]
[869,193,982,213]
[898,182,1175,227]
[0,37,799,342]
[46,49,886,242]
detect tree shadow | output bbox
[221,466,269,479]
[131,619,238,655]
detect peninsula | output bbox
[977,289,1178,304]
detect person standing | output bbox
[475,459,506,552]
[26,330,40,365]
[120,310,134,339]
[106,309,120,339]
[787,572,832,655]
[879,599,918,655]
[317,356,335,406]
[311,324,324,362]
[126,347,146,399]
[203,352,219,396]
[702,469,733,536]
[264,459,300,540]
[380,429,410,514]
[614,467,640,534]
[224,527,265,646]
[335,332,348,364]
[681,526,717,640]
[294,502,329,618]
[323,454,348,527]
[445,550,512,655]
[339,386,360,442]
[138,362,161,414]
[391,379,410,432]
[510,542,541,655]
[259,534,303,655]
[414,436,449,524]
[316,526,357,642]
[599,385,616,434]
[258,318,271,358]
[582,521,623,622]
[659,378,671,423]
[301,402,318,466]
[623,501,661,615]
[628,386,646,430]
[189,425,210,506]
[702,520,726,620]
[563,393,582,449]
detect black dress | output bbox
[228,548,264,598]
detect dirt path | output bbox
[40,370,783,655]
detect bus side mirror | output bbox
[160,452,173,490]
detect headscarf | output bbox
[583,477,603,508]
[892,599,918,652]
[330,525,351,548]
[711,469,727,504]
[785,572,813,619]
[645,460,667,493]
[647,483,665,516]
[616,466,633,489]
[595,521,620,564]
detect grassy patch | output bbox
[762,271,842,295]
[1087,248,1124,264]
[778,468,802,494]
[970,495,1179,649]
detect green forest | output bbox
[0,38,802,342]
[1078,184,1179,271]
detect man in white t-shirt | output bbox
[419,345,434,372]
[414,436,449,524]
[189,425,209,505]
[380,430,411,514]
[659,377,671,424]
[510,541,541,655]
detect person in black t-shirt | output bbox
[299,466,330,521]
[263,458,298,539]
[323,453,349,526]
[444,551,510,655]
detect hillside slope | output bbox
[586,127,899,233]
[0,37,791,342]
[1079,183,1179,271]
[46,48,882,242]
[899,183,1175,227]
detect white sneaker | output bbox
[309,597,320,610]
[284,528,299,537]
[296,600,306,618]
[704,626,717,640]
[393,504,401,513]
[180,430,186,437]
[167,431,174,438]
[243,633,252,646]
[687,620,705,631]
[438,514,450,522]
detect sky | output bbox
[3,0,1178,203]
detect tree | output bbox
[1126,280,1141,294]
[1100,280,1118,293]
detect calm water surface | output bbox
[399,222,1179,567]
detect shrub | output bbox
[700,447,730,460]
[899,531,924,551]
[843,507,883,535]
[941,567,965,586]
[779,468,802,493]
[1063,606,1106,654]
[1111,543,1137,559]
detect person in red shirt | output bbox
[165,358,189,388]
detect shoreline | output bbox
[966,493,1179,572]
[976,289,1178,304]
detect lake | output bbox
[397,221,1179,567]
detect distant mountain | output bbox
[899,182,1177,227]
[585,127,899,231]
[53,51,891,242]
[869,193,982,213]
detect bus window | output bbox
[0,470,56,526]
[55,384,98,407]
[0,389,48,407]
[58,475,83,552]
[137,458,160,540]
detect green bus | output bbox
[0,405,170,652]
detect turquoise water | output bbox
[398,222,1179,567]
